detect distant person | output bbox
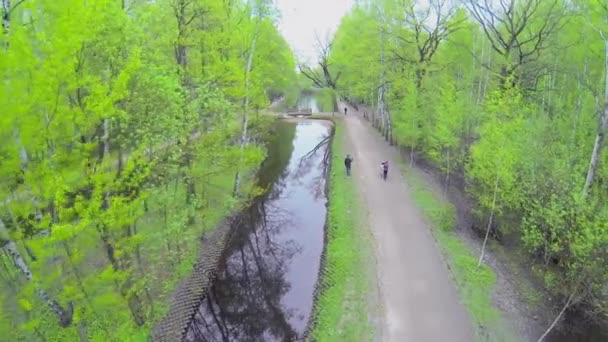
[344,107,347,116]
[344,154,354,176]
[381,160,389,180]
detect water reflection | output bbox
[296,94,320,113]
[185,122,330,342]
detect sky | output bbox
[275,0,354,65]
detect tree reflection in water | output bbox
[185,199,301,342]
[292,133,331,201]
[184,122,329,342]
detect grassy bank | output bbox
[399,165,512,342]
[309,123,373,341]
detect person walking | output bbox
[381,160,389,180]
[344,107,348,116]
[344,154,354,176]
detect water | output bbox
[296,93,320,113]
[185,121,331,341]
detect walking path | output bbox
[340,103,474,342]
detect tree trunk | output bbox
[233,12,260,196]
[478,176,499,267]
[582,104,608,197]
[98,118,145,326]
[445,149,451,193]
[537,289,576,342]
[1,0,10,34]
[13,131,44,225]
[183,142,196,225]
[0,218,73,326]
[582,40,608,198]
[385,101,393,145]
[570,63,586,166]
[409,145,415,166]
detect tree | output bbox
[384,0,465,88]
[582,1,608,198]
[0,0,296,339]
[298,33,341,89]
[464,0,564,87]
[330,0,608,331]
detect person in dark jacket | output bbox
[344,154,354,176]
[381,160,389,180]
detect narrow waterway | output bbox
[296,93,320,113]
[184,120,331,342]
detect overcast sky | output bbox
[275,0,354,65]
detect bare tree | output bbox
[464,0,564,86]
[298,33,341,89]
[388,0,464,87]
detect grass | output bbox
[309,123,374,341]
[400,164,513,342]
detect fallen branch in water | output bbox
[299,135,331,166]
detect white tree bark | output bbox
[536,289,576,342]
[0,217,70,324]
[233,2,261,196]
[14,131,43,222]
[475,34,485,106]
[1,0,11,33]
[582,39,608,198]
[478,175,499,267]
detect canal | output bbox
[184,120,332,341]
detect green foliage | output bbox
[316,88,338,112]
[309,123,373,341]
[330,0,608,319]
[403,165,510,342]
[0,0,295,339]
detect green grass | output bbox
[400,165,512,342]
[309,123,373,341]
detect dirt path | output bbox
[339,104,474,341]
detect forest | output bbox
[326,0,608,330]
[0,0,297,340]
[3,0,608,340]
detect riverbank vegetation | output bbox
[309,123,374,341]
[401,164,510,341]
[0,0,295,339]
[328,0,608,335]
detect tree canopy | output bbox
[330,0,608,325]
[0,0,295,339]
